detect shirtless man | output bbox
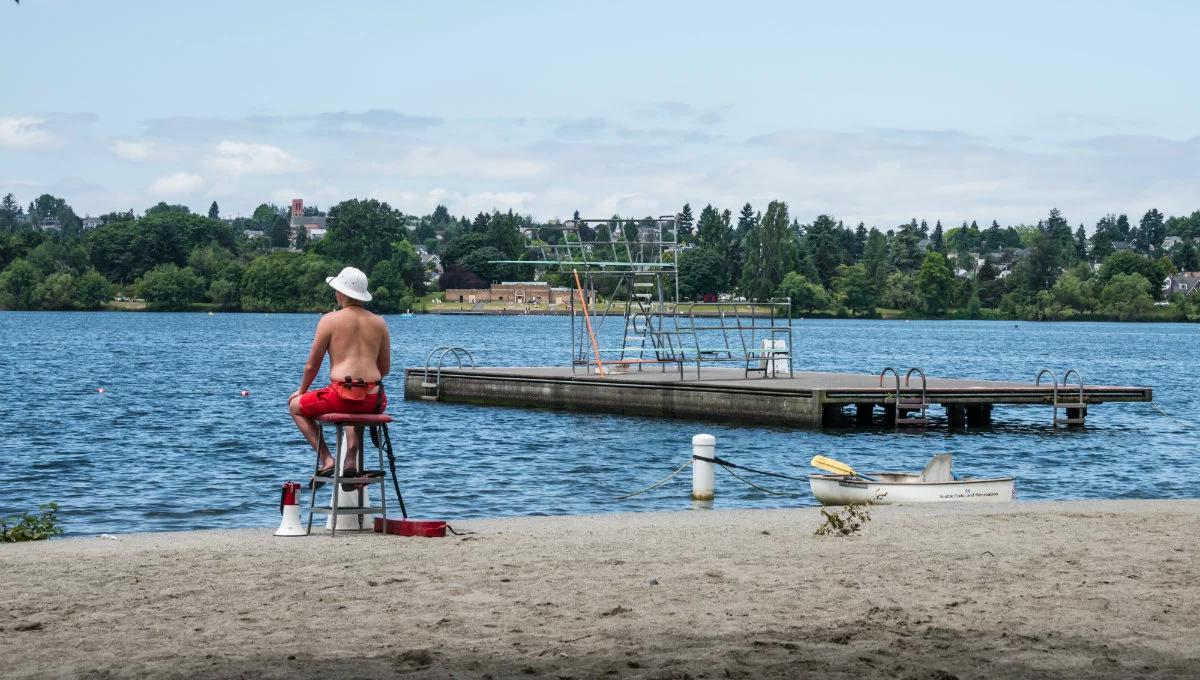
[288,267,391,480]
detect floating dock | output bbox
[404,366,1153,429]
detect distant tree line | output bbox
[2,188,1199,321]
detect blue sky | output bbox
[2,1,1197,227]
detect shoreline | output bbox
[3,499,1198,679]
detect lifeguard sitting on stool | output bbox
[288,266,390,486]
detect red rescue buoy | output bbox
[374,518,448,538]
[240,390,250,397]
[96,387,106,394]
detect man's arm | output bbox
[297,316,332,395]
[376,318,391,378]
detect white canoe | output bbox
[809,472,1015,505]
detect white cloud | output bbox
[111,140,155,161]
[149,172,204,196]
[0,117,55,149]
[208,141,309,175]
[375,146,551,181]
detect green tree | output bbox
[1095,251,1167,300]
[879,271,920,311]
[0,193,23,230]
[1177,240,1199,271]
[862,228,890,286]
[1051,271,1095,313]
[931,220,944,252]
[803,214,844,288]
[73,269,112,309]
[207,201,220,219]
[678,246,726,300]
[240,251,341,312]
[136,264,204,310]
[776,272,829,314]
[318,199,407,272]
[833,264,876,316]
[1135,208,1165,253]
[676,203,694,243]
[1100,273,1153,320]
[740,201,797,300]
[34,272,77,310]
[0,258,39,309]
[916,251,955,314]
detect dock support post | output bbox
[1066,406,1086,428]
[966,404,992,428]
[946,404,966,429]
[882,403,896,426]
[821,404,844,428]
[691,434,715,501]
[855,403,874,427]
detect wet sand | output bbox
[2,500,1198,679]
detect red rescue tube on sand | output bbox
[374,518,448,537]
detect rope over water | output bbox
[614,454,809,499]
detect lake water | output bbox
[2,311,1196,536]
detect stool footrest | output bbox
[310,506,385,515]
[311,476,386,484]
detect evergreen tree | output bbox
[207,201,220,220]
[676,203,694,243]
[1136,208,1166,253]
[931,221,944,252]
[1177,240,1199,271]
[862,228,890,285]
[1115,214,1132,242]
[852,222,867,260]
[739,200,797,300]
[0,193,23,230]
[1074,225,1088,260]
[735,203,756,239]
[804,214,844,288]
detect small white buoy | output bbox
[239,389,250,397]
[692,434,716,501]
[96,387,106,394]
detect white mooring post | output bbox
[692,434,716,500]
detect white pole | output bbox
[692,434,715,500]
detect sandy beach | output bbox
[3,500,1198,679]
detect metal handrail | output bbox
[1061,368,1085,406]
[904,367,928,405]
[423,346,475,399]
[1036,368,1060,424]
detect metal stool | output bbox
[306,413,393,536]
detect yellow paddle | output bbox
[810,455,878,481]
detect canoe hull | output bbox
[809,473,1015,505]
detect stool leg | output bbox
[355,425,364,531]
[306,423,321,536]
[330,424,342,536]
[377,425,387,525]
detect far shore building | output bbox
[441,281,594,306]
[289,198,327,242]
[1165,272,1200,297]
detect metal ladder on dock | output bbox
[1036,368,1086,426]
[421,347,475,401]
[881,367,930,427]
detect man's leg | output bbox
[344,425,362,472]
[289,396,334,469]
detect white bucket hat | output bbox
[326,266,372,302]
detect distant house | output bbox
[244,229,265,239]
[1162,236,1183,250]
[82,216,103,230]
[289,198,327,242]
[1112,241,1133,252]
[38,218,62,232]
[1165,272,1200,297]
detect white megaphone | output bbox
[275,481,306,537]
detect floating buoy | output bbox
[239,389,250,397]
[96,387,106,394]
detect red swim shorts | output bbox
[296,384,387,418]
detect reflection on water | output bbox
[2,311,1195,535]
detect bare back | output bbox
[306,306,390,384]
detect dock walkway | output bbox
[404,366,1152,428]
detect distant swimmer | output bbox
[287,267,391,482]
